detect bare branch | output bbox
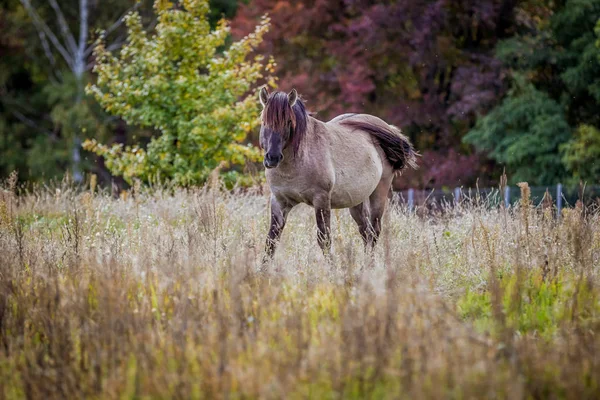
[10,109,55,138]
[48,0,78,55]
[84,38,99,59]
[85,38,124,71]
[19,0,74,69]
[37,30,56,66]
[84,1,143,58]
[2,96,56,123]
[106,38,125,52]
[104,1,142,37]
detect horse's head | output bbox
[258,87,300,169]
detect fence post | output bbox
[556,183,562,219]
[454,187,461,206]
[408,188,414,212]
[504,186,510,208]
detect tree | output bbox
[561,124,600,184]
[233,0,521,188]
[0,0,158,183]
[464,79,571,184]
[15,0,149,182]
[465,0,600,185]
[85,0,273,186]
[557,18,600,185]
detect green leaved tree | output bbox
[85,0,273,186]
[463,78,571,185]
[2,0,154,183]
[558,18,600,185]
[464,0,600,186]
[561,124,600,183]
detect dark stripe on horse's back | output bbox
[328,113,357,123]
[341,119,418,171]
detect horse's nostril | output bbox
[264,153,283,169]
[266,153,282,164]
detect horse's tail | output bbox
[341,118,418,171]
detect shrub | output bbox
[85,0,274,186]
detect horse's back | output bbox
[322,115,390,208]
[327,113,357,124]
[325,113,395,171]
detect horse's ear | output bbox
[259,86,269,107]
[288,89,298,107]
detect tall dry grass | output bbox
[0,177,599,399]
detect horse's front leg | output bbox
[264,195,293,262]
[314,193,332,255]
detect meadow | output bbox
[1,175,599,399]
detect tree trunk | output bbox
[72,0,89,183]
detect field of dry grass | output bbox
[1,175,599,399]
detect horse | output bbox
[258,87,417,258]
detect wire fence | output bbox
[392,184,600,216]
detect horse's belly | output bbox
[329,149,383,209]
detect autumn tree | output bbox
[233,0,521,187]
[85,0,274,186]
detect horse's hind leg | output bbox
[368,174,395,246]
[349,202,375,248]
[314,193,332,256]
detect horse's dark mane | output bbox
[262,91,309,156]
[290,98,308,155]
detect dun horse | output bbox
[259,87,417,258]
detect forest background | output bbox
[1,0,599,189]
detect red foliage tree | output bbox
[233,0,520,188]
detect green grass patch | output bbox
[457,270,600,339]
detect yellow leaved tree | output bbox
[85,0,274,186]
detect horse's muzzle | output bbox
[264,153,283,169]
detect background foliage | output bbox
[1,0,600,187]
[233,0,600,187]
[465,0,600,185]
[85,0,273,186]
